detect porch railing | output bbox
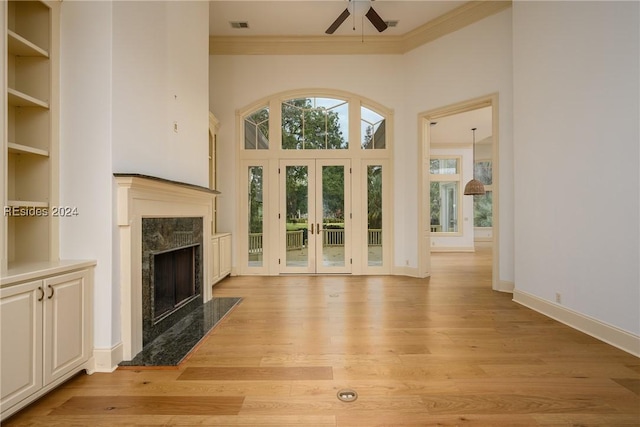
[248,233,263,254]
[286,230,304,250]
[323,229,344,246]
[368,229,382,246]
[247,229,383,253]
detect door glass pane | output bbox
[248,166,263,267]
[367,165,383,266]
[430,181,459,232]
[285,166,309,267]
[322,166,345,267]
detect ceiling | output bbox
[209,1,468,37]
[430,107,493,146]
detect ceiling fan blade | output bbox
[365,7,388,32]
[325,8,350,34]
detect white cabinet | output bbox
[220,233,231,277]
[43,271,92,384]
[1,267,93,421]
[210,233,231,288]
[210,235,220,283]
[0,280,43,411]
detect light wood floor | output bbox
[5,246,640,426]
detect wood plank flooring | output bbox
[4,246,639,426]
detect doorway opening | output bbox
[418,94,502,291]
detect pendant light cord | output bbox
[471,127,477,179]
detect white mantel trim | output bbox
[115,176,216,361]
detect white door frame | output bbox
[417,93,502,291]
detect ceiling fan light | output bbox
[463,179,486,196]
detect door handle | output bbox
[316,223,321,234]
[37,286,44,302]
[310,225,314,234]
[47,284,54,299]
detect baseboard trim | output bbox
[513,289,640,357]
[495,280,514,293]
[394,266,420,277]
[93,342,124,372]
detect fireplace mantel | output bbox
[115,174,216,361]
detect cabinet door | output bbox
[43,270,90,384]
[220,234,231,276]
[0,281,43,410]
[210,236,220,284]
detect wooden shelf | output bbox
[6,200,49,209]
[8,142,49,157]
[3,0,58,275]
[7,30,49,58]
[7,88,49,109]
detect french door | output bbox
[279,159,351,274]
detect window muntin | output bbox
[430,157,461,234]
[281,97,348,150]
[361,106,385,149]
[244,107,269,149]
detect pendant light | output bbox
[463,127,486,196]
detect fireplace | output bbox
[115,174,218,363]
[142,217,203,346]
[153,244,198,321]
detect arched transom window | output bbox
[242,94,389,152]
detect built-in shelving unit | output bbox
[2,3,96,420]
[3,0,59,273]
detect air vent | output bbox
[385,20,399,28]
[230,21,249,29]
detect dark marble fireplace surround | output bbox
[142,217,203,346]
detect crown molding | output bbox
[209,1,512,55]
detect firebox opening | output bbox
[153,244,200,323]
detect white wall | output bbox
[60,1,211,359]
[513,1,639,335]
[403,9,514,281]
[112,1,209,187]
[209,9,514,277]
[60,0,116,351]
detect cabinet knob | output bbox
[47,285,55,299]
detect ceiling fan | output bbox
[325,0,388,35]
